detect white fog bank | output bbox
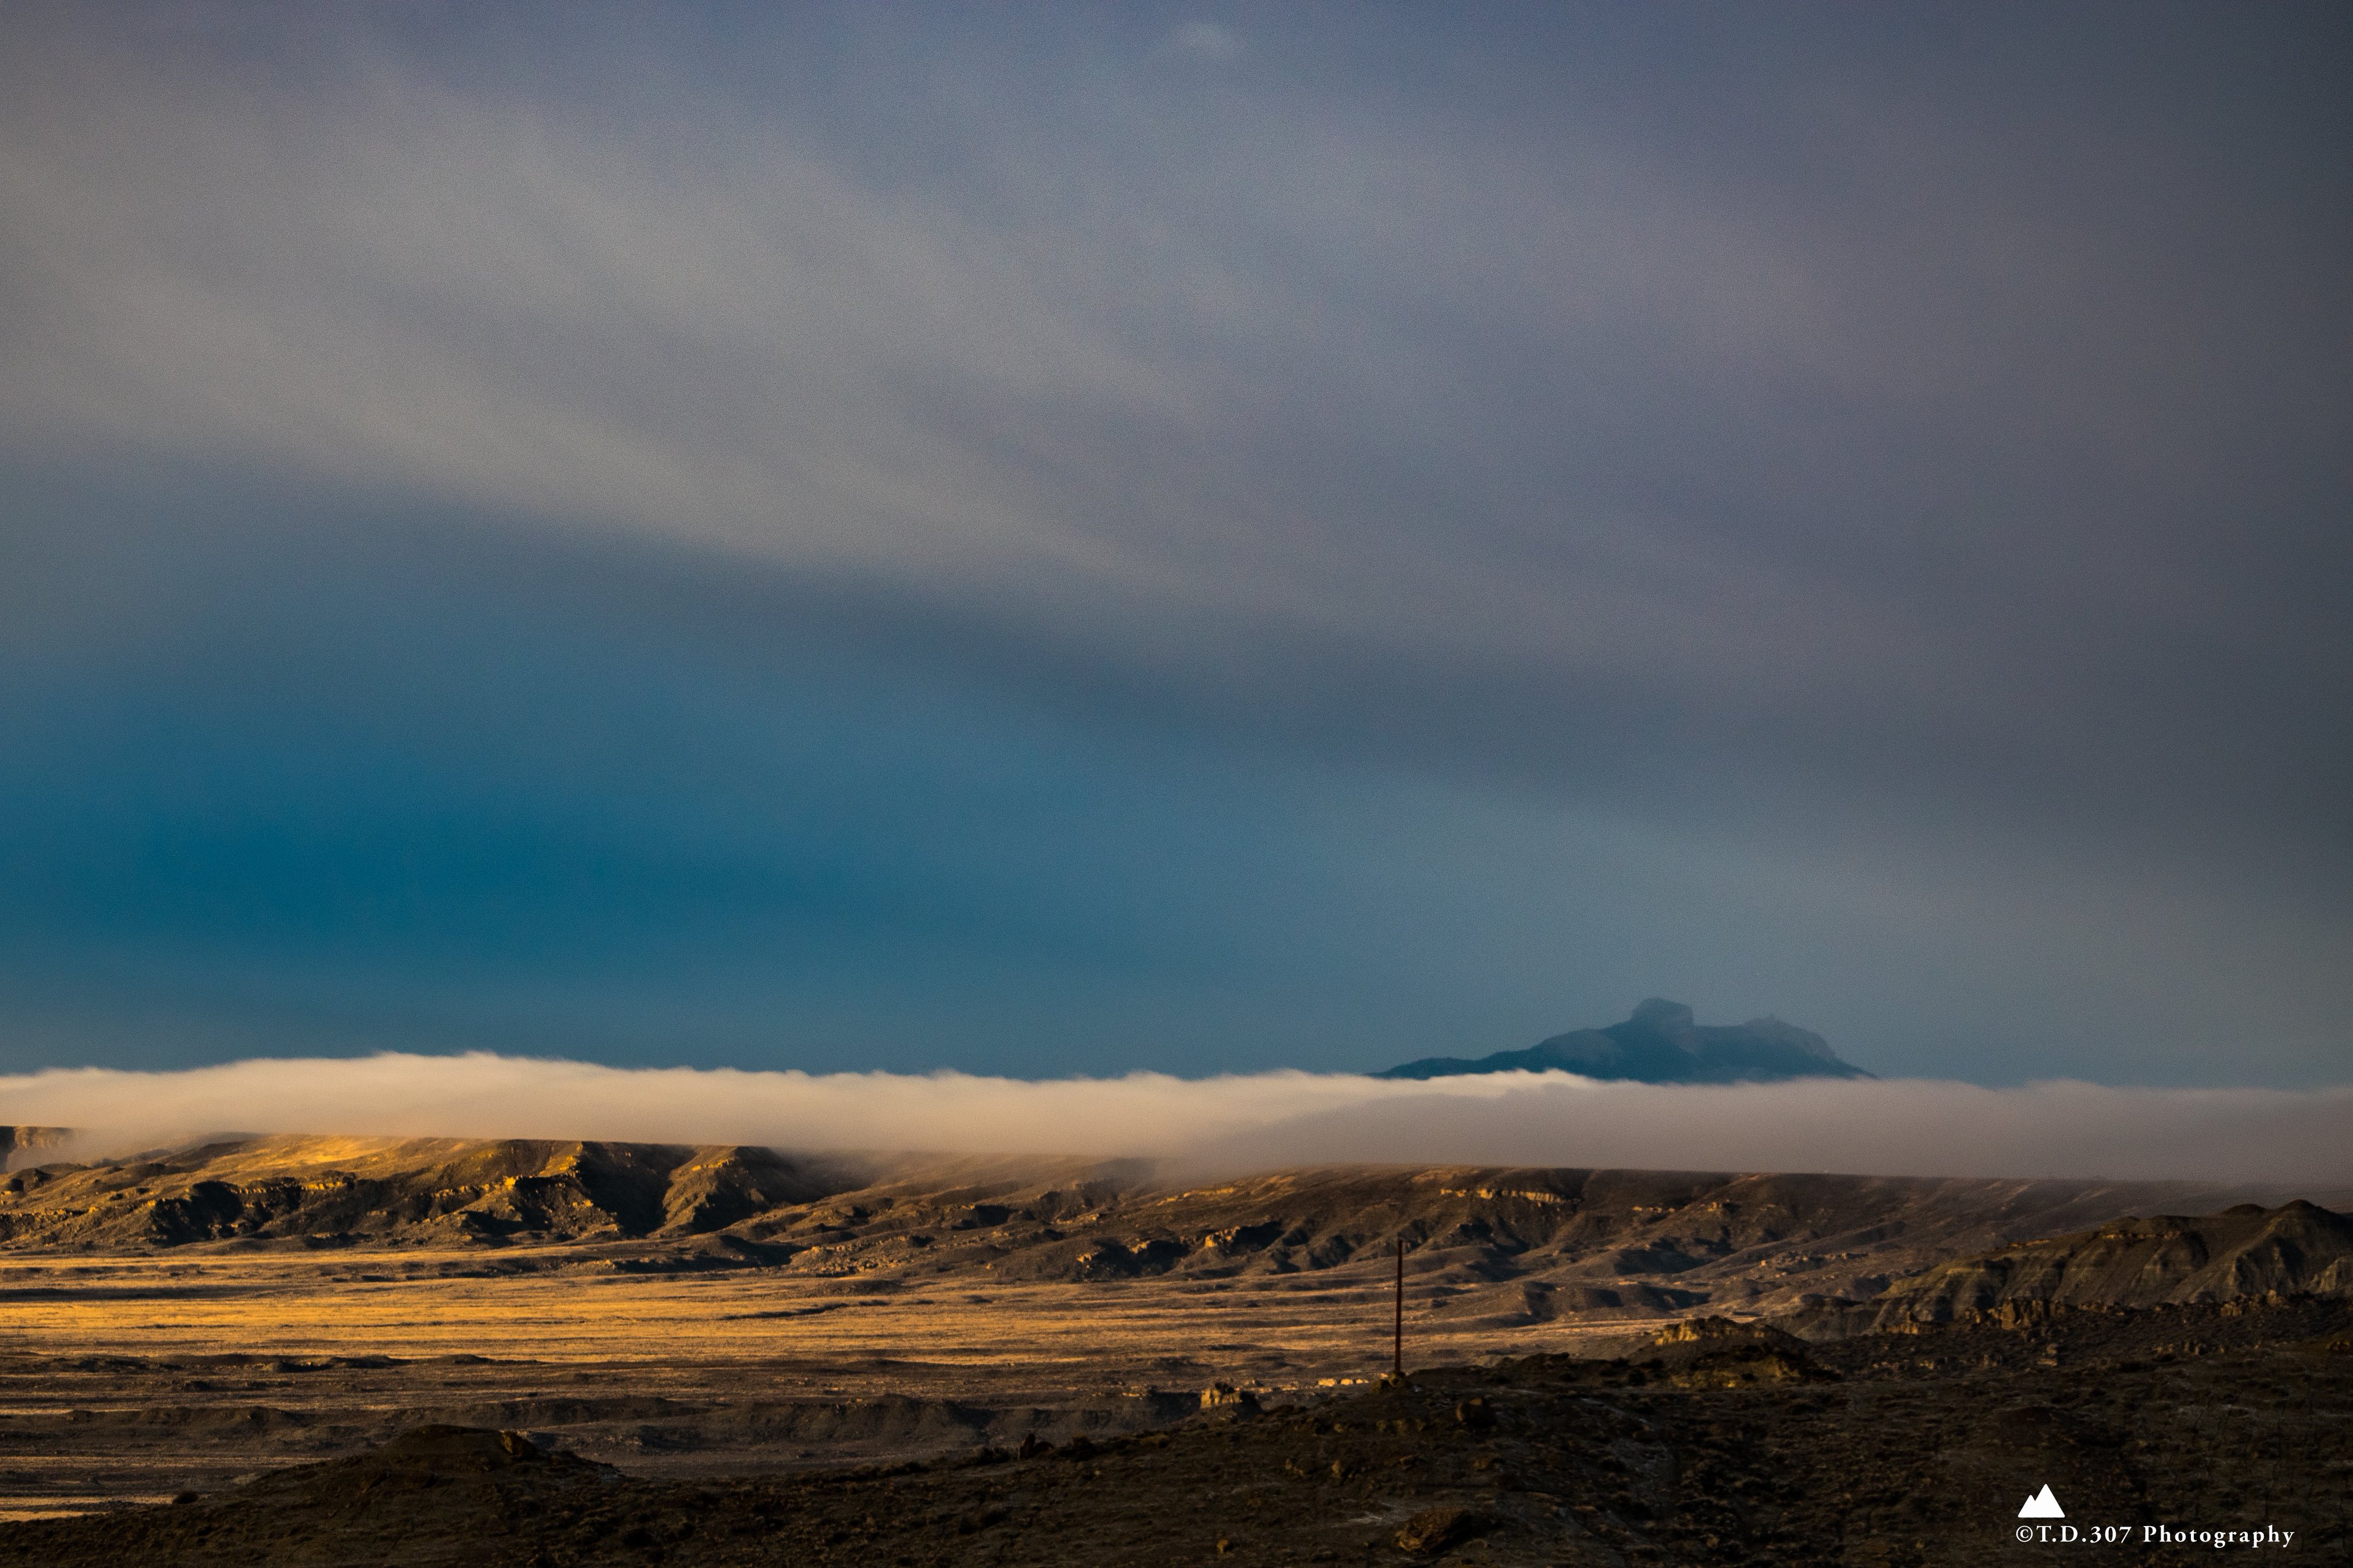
[3,1054,2349,1186]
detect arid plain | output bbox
[2,1133,2350,1563]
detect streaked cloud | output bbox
[1165,22,1244,62]
[0,5,2346,1087]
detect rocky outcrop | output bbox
[1653,1315,1806,1352]
[1377,998,1873,1084]
[0,1137,848,1250]
[1395,1505,1485,1555]
[0,1127,75,1164]
[1795,1201,2353,1335]
[655,1144,832,1234]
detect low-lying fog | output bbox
[6,1055,2349,1185]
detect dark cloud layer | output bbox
[1,4,2347,1087]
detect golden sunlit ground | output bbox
[0,1248,1650,1521]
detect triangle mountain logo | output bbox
[2018,1485,2065,1519]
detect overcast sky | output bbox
[2,2,2347,1087]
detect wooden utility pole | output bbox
[1392,1237,1405,1379]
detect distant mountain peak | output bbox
[1375,999,1872,1085]
[1627,997,1695,1030]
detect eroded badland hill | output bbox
[7,1134,2343,1320]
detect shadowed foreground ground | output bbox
[2,1295,2345,1567]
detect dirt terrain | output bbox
[1,1136,2347,1560]
[1,1293,2345,1567]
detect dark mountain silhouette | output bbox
[1375,998,1873,1084]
